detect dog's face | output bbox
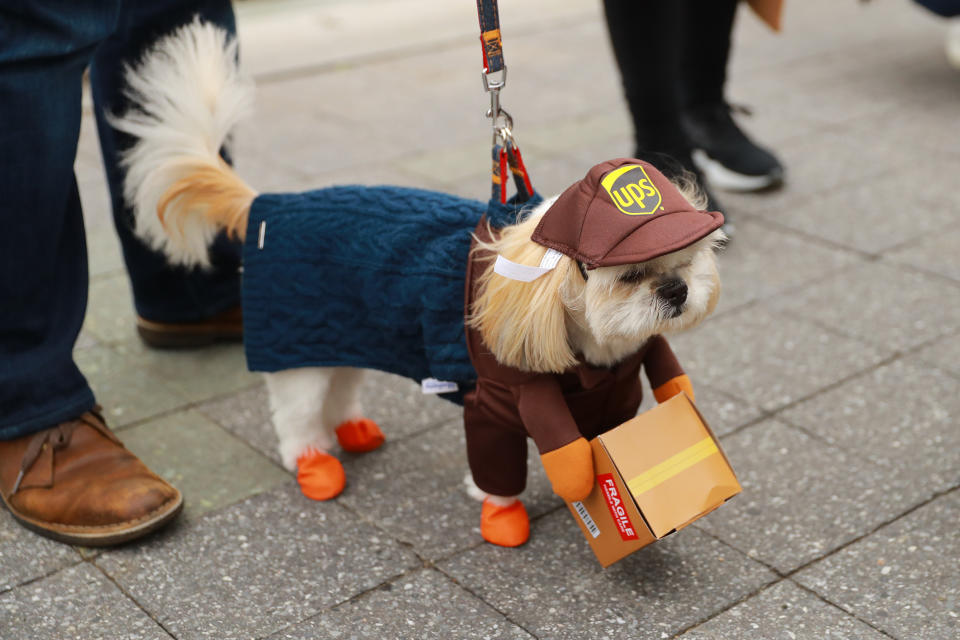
[561,233,722,367]
[470,197,722,373]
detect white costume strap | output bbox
[493,248,563,282]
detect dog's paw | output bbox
[335,418,385,453]
[296,449,346,500]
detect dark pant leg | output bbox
[680,0,738,110]
[0,1,126,439]
[464,398,529,497]
[90,0,242,323]
[601,0,689,153]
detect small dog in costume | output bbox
[113,21,725,547]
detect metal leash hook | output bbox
[477,0,533,203]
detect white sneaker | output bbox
[947,18,960,70]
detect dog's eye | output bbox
[619,268,646,284]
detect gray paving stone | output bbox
[862,94,960,157]
[440,509,775,640]
[634,379,764,439]
[670,306,889,413]
[677,580,889,640]
[689,384,766,438]
[82,274,140,345]
[0,563,170,640]
[74,345,189,428]
[120,410,289,521]
[522,111,632,156]
[693,419,930,574]
[268,569,533,640]
[887,228,960,284]
[771,261,960,353]
[0,510,80,594]
[115,340,259,405]
[197,384,281,464]
[795,491,960,640]
[74,328,98,351]
[78,175,115,233]
[339,419,558,562]
[719,128,905,214]
[96,485,420,639]
[709,218,861,314]
[779,355,960,494]
[198,371,461,466]
[912,331,960,379]
[84,226,126,278]
[760,160,960,256]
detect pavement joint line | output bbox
[682,484,957,638]
[251,11,598,86]
[109,378,264,433]
[90,558,180,640]
[877,256,960,289]
[778,482,960,582]
[705,257,870,324]
[1,556,87,598]
[667,575,787,639]
[756,345,904,419]
[788,577,900,640]
[739,210,885,263]
[432,564,542,640]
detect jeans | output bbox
[0,0,242,439]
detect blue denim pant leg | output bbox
[91,0,242,324]
[0,0,238,440]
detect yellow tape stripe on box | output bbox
[627,437,719,496]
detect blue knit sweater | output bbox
[241,186,540,404]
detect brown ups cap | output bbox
[530,159,724,269]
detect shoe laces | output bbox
[10,409,121,495]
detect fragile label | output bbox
[598,473,639,541]
[572,501,600,538]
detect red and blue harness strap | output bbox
[478,0,534,203]
[476,0,504,75]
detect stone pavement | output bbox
[2,0,959,637]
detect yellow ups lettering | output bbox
[612,189,634,209]
[639,178,656,197]
[626,182,647,208]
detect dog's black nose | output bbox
[657,277,688,308]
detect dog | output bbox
[112,20,724,547]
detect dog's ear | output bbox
[470,251,577,374]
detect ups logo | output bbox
[600,165,662,215]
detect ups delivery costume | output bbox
[241,159,723,540]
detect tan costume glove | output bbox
[652,374,694,404]
[540,437,594,502]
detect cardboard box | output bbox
[566,392,741,567]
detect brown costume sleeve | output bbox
[514,377,582,454]
[643,335,693,403]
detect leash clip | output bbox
[481,66,507,92]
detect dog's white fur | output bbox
[112,21,722,507]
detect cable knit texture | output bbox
[242,185,540,405]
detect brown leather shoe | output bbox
[136,304,242,349]
[0,409,182,546]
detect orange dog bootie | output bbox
[480,498,530,548]
[296,449,346,501]
[335,418,385,453]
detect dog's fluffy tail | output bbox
[111,18,257,268]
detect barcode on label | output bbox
[572,501,600,538]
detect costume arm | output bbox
[643,334,694,403]
[515,377,594,502]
